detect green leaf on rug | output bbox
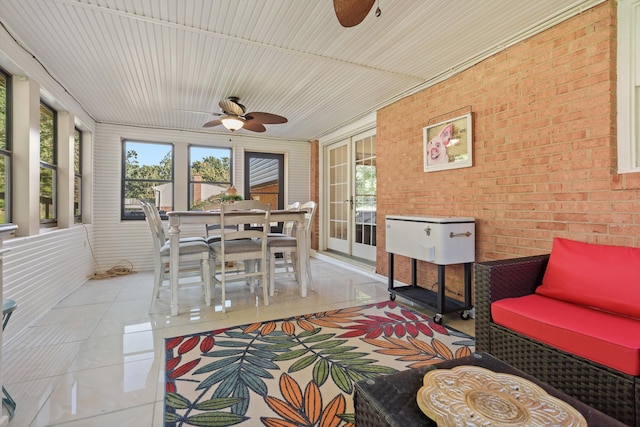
[166,392,191,409]
[331,363,352,393]
[289,353,318,372]
[185,412,249,427]
[312,358,329,385]
[195,397,244,411]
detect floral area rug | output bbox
[164,301,475,427]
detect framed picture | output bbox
[423,113,472,172]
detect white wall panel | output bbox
[93,123,310,273]
[2,226,94,342]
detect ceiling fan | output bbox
[333,0,378,27]
[202,97,287,133]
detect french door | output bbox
[325,129,376,261]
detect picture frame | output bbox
[423,113,473,172]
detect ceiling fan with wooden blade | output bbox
[333,0,376,27]
[202,97,287,132]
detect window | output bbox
[617,0,640,173]
[189,146,232,210]
[74,128,82,221]
[0,69,10,223]
[40,102,57,224]
[122,140,173,220]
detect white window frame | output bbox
[617,0,640,173]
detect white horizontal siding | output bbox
[2,226,95,342]
[93,123,310,273]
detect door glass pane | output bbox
[329,144,348,241]
[248,157,280,208]
[354,135,376,246]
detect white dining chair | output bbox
[264,201,316,297]
[208,200,271,312]
[141,202,213,313]
[271,201,300,236]
[142,201,206,244]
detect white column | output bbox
[11,76,40,237]
[57,111,74,228]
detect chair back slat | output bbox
[219,200,271,256]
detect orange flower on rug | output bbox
[164,301,475,427]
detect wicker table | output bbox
[354,352,626,427]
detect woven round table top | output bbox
[417,365,587,427]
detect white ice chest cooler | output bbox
[385,215,475,323]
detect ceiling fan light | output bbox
[220,115,244,131]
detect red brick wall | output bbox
[376,1,640,298]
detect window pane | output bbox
[40,105,55,164]
[74,128,82,220]
[0,156,7,223]
[74,176,81,218]
[40,166,56,220]
[0,73,7,151]
[74,129,81,174]
[189,146,231,210]
[190,147,230,182]
[0,71,9,223]
[123,141,173,219]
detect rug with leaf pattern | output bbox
[164,301,475,427]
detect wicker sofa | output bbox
[474,238,640,426]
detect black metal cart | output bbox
[385,215,474,323]
[387,253,472,323]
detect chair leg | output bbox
[149,260,163,313]
[268,251,276,297]
[291,250,300,283]
[220,261,226,313]
[202,258,212,306]
[262,262,269,306]
[306,255,313,290]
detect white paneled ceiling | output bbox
[0,0,605,141]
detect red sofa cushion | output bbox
[536,238,640,319]
[492,294,640,376]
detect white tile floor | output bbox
[1,257,474,426]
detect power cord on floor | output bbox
[82,224,137,280]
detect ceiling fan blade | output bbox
[219,98,245,116]
[333,0,375,27]
[176,108,221,116]
[244,112,288,124]
[242,121,266,133]
[202,119,222,128]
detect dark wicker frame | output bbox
[474,255,639,427]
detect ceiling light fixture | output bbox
[220,115,244,131]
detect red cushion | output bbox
[536,238,640,319]
[492,294,640,376]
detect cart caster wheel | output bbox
[389,293,396,301]
[434,314,443,324]
[460,310,470,320]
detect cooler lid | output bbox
[386,215,475,223]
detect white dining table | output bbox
[167,209,308,316]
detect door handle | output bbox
[344,198,354,208]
